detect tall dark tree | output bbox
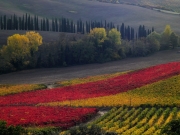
[131,28,134,40]
[120,23,125,39]
[71,20,74,33]
[46,18,49,31]
[43,18,46,31]
[28,14,31,30]
[127,26,131,41]
[3,15,6,30]
[22,15,25,30]
[19,17,22,30]
[25,13,28,30]
[0,16,2,30]
[55,18,58,32]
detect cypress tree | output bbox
[19,17,22,30]
[25,13,28,30]
[21,15,24,30]
[101,20,103,27]
[105,20,107,29]
[86,21,89,33]
[138,25,142,38]
[64,18,66,32]
[77,20,79,33]
[82,23,84,34]
[40,19,43,31]
[80,19,82,33]
[46,18,49,31]
[30,17,33,30]
[152,27,154,32]
[27,14,31,30]
[66,18,69,32]
[7,18,10,30]
[59,18,61,32]
[73,24,75,33]
[127,26,131,41]
[131,28,134,40]
[52,18,55,31]
[13,14,16,30]
[16,15,19,30]
[71,20,73,33]
[36,16,39,30]
[3,15,6,30]
[120,23,125,39]
[55,18,58,32]
[62,17,65,32]
[43,18,46,31]
[0,16,1,30]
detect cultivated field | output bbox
[1,60,180,134]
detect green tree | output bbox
[89,27,107,47]
[1,34,30,69]
[133,39,148,56]
[146,31,161,53]
[160,25,172,50]
[170,32,178,49]
[25,31,42,54]
[1,31,42,70]
[108,28,121,45]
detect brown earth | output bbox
[0,48,180,85]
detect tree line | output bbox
[0,14,154,40]
[0,25,179,74]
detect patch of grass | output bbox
[25,126,60,135]
[0,84,46,96]
[56,71,129,87]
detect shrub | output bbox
[0,120,24,135]
[160,119,180,135]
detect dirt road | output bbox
[0,49,179,84]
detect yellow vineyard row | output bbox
[41,74,180,107]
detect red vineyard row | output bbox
[0,62,180,106]
[0,106,98,129]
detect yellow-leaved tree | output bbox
[0,31,42,70]
[25,31,43,55]
[89,28,107,47]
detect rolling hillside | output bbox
[0,0,180,34]
[97,0,180,13]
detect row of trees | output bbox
[0,14,154,40]
[0,25,179,74]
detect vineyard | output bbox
[0,61,180,134]
[90,106,180,135]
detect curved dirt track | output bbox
[0,49,180,84]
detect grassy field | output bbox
[0,0,180,35]
[97,0,180,13]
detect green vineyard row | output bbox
[90,106,180,135]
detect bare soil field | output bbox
[0,49,179,85]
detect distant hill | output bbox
[0,0,180,34]
[95,0,180,13]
